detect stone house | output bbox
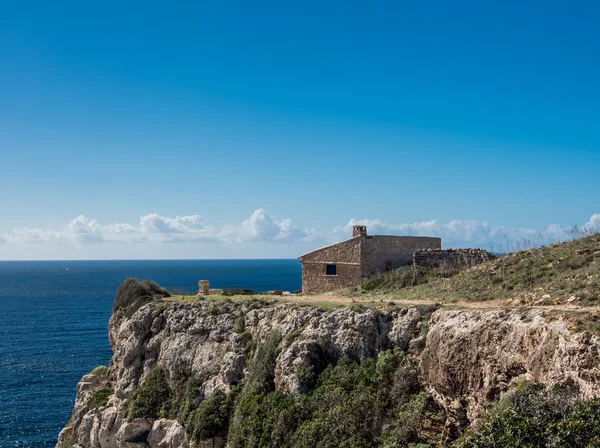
[297,225,441,293]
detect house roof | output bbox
[297,236,360,261]
[297,234,442,261]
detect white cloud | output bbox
[68,215,105,243]
[139,213,215,242]
[219,209,320,243]
[588,214,600,228]
[2,209,318,246]
[332,214,600,250]
[2,211,598,255]
[7,227,67,243]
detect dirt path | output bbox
[293,292,598,312]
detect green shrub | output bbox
[223,288,255,296]
[189,387,240,441]
[284,329,301,343]
[59,429,78,448]
[125,366,172,420]
[381,392,430,446]
[455,381,600,447]
[228,389,296,448]
[227,349,436,448]
[245,331,282,393]
[295,365,316,392]
[234,313,246,334]
[113,278,170,316]
[119,346,441,447]
[86,388,112,411]
[350,303,367,313]
[288,361,384,448]
[90,365,108,375]
[376,348,405,382]
[238,330,256,356]
[170,366,204,423]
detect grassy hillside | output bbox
[362,233,600,304]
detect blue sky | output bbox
[1,1,599,259]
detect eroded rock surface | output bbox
[57,299,600,447]
[421,308,600,437]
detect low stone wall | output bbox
[413,248,496,269]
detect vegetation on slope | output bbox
[456,381,600,448]
[125,366,173,420]
[113,277,170,317]
[363,233,600,304]
[86,388,113,411]
[228,341,443,448]
[123,337,442,447]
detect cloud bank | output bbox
[333,214,600,250]
[1,209,319,245]
[1,211,598,255]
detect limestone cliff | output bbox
[57,284,600,447]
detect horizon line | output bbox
[0,257,300,262]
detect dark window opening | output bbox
[325,264,337,275]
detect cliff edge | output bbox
[57,277,600,447]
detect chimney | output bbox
[353,225,367,237]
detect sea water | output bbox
[0,259,301,447]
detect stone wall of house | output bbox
[413,248,496,269]
[361,236,441,276]
[299,238,361,293]
[299,236,445,292]
[301,261,362,293]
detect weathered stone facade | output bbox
[300,238,362,293]
[361,236,441,276]
[298,226,441,293]
[413,248,496,269]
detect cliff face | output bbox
[57,297,600,448]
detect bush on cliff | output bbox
[90,365,108,375]
[189,387,240,442]
[227,346,441,448]
[86,388,113,411]
[244,330,282,393]
[124,363,236,441]
[120,336,441,446]
[455,381,600,448]
[113,278,170,316]
[170,367,205,423]
[223,288,255,296]
[125,366,172,420]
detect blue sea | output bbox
[0,259,301,448]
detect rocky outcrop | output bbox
[421,309,600,438]
[58,297,600,447]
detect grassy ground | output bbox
[166,293,361,310]
[360,232,600,305]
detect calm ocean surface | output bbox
[0,259,301,447]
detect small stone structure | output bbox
[298,226,441,293]
[198,280,210,295]
[209,288,224,295]
[413,248,496,269]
